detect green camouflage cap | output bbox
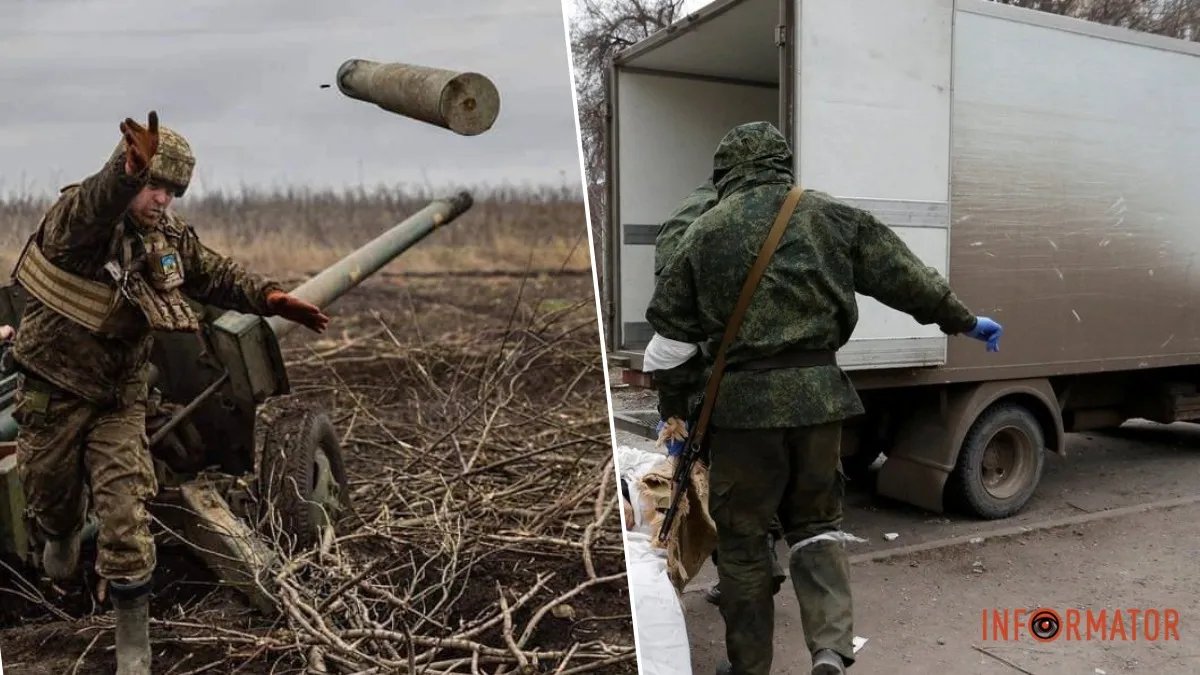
[712,121,791,173]
[109,126,195,197]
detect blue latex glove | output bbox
[655,418,688,457]
[966,316,1003,352]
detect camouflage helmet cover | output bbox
[108,125,195,197]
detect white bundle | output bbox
[616,445,693,675]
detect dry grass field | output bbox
[0,185,594,278]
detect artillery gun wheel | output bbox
[257,409,348,549]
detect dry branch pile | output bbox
[149,286,632,674]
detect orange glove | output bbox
[120,111,159,175]
[266,290,330,333]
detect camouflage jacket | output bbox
[12,153,282,405]
[647,122,976,429]
[654,180,717,278]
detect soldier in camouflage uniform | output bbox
[654,180,717,278]
[647,121,1001,675]
[10,112,330,675]
[647,179,787,605]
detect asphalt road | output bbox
[612,389,1200,674]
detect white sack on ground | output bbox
[617,445,693,675]
[625,531,693,675]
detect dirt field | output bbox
[0,191,633,674]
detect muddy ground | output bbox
[0,273,631,674]
[612,386,1200,674]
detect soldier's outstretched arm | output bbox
[176,225,282,315]
[59,113,158,238]
[177,226,330,332]
[847,206,978,335]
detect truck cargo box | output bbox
[606,0,1200,385]
[605,0,1200,518]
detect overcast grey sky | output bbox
[0,0,584,197]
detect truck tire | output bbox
[257,409,348,549]
[949,403,1045,519]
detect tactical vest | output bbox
[13,208,200,334]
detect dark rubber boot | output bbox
[791,539,855,661]
[42,530,81,582]
[111,579,152,675]
[811,648,846,674]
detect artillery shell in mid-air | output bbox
[336,59,500,136]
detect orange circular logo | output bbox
[1029,608,1062,642]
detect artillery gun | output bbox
[0,192,473,613]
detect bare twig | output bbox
[69,631,104,675]
[9,284,631,674]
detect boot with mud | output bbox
[811,648,846,675]
[790,538,855,671]
[110,578,152,675]
[41,529,81,582]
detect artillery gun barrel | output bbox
[336,59,500,136]
[267,191,473,339]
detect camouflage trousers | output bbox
[14,374,157,582]
[708,422,854,675]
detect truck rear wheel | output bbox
[949,403,1044,519]
[257,409,348,549]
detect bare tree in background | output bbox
[570,0,684,327]
[994,0,1199,39]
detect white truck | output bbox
[603,0,1200,518]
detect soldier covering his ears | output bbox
[9,111,329,674]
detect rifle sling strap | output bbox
[688,186,804,451]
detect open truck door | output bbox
[607,0,955,371]
[607,0,955,440]
[606,0,786,358]
[605,0,788,440]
